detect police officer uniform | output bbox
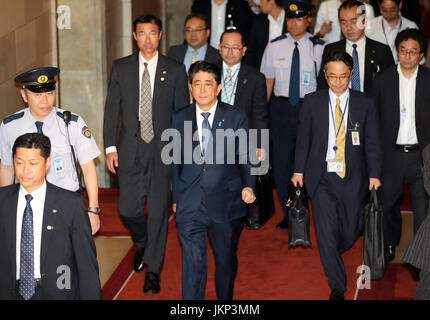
[260,1,325,228]
[0,67,101,193]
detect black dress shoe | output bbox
[144,272,160,295]
[276,217,289,230]
[134,247,145,272]
[329,289,345,300]
[386,245,395,262]
[408,265,421,281]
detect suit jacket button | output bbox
[200,186,204,190]
[202,168,206,172]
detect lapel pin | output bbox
[370,60,374,64]
[52,209,58,214]
[218,121,222,127]
[243,79,247,84]
[47,225,54,231]
[163,71,167,74]
[161,77,165,81]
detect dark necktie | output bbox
[35,121,43,134]
[201,112,211,157]
[140,62,154,143]
[289,41,300,106]
[19,194,35,300]
[351,44,361,91]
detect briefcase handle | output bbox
[370,187,380,210]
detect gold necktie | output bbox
[335,98,346,178]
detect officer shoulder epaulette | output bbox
[2,112,24,125]
[310,35,325,46]
[270,34,287,43]
[56,111,79,122]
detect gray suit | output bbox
[103,52,189,274]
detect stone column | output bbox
[57,0,110,187]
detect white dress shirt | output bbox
[106,51,158,155]
[221,61,241,105]
[268,9,285,42]
[396,64,418,145]
[196,101,218,151]
[326,89,350,161]
[346,36,366,92]
[210,0,227,48]
[16,181,47,280]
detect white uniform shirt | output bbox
[396,64,418,145]
[346,36,366,92]
[260,33,325,98]
[210,0,227,48]
[268,9,285,42]
[16,181,46,280]
[366,15,419,63]
[0,108,101,191]
[314,0,374,44]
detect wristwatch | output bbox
[88,207,101,215]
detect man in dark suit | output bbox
[372,29,430,267]
[292,51,382,300]
[245,0,287,69]
[103,15,189,295]
[317,0,394,93]
[171,61,257,300]
[0,133,101,300]
[167,13,221,72]
[191,0,255,49]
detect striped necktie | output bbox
[335,98,346,178]
[221,68,234,104]
[351,44,361,91]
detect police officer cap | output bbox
[282,0,315,19]
[14,67,60,93]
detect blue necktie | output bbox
[289,42,300,106]
[351,44,361,91]
[35,121,43,134]
[201,112,211,157]
[19,194,35,300]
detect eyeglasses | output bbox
[398,49,421,56]
[185,28,207,33]
[326,74,350,81]
[220,45,243,52]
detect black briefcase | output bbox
[363,188,387,280]
[245,172,275,229]
[286,184,311,247]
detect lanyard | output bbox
[221,67,240,105]
[329,96,349,142]
[381,17,402,48]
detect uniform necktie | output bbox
[335,98,346,178]
[351,44,361,91]
[289,42,300,106]
[19,194,35,300]
[140,62,154,143]
[189,50,199,103]
[35,121,43,134]
[221,68,234,104]
[201,112,211,157]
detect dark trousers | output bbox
[178,206,243,300]
[311,171,366,291]
[382,149,428,247]
[270,96,301,216]
[117,139,170,275]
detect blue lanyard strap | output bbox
[329,96,349,140]
[221,67,240,104]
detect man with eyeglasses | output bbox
[366,0,418,63]
[372,29,430,280]
[260,0,325,230]
[317,0,394,94]
[168,13,221,72]
[292,50,382,300]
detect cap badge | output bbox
[289,4,298,11]
[37,75,48,84]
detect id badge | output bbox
[351,131,360,146]
[53,157,64,173]
[327,160,344,173]
[302,72,311,86]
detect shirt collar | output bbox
[268,9,285,24]
[211,0,227,8]
[20,180,47,199]
[222,61,241,74]
[288,32,309,45]
[397,63,419,81]
[187,43,208,55]
[139,51,159,67]
[329,88,350,107]
[26,107,56,126]
[346,35,366,48]
[382,16,401,31]
[196,100,218,117]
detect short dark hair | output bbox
[323,51,354,71]
[184,13,209,29]
[338,0,366,19]
[12,133,51,160]
[133,14,163,33]
[395,28,427,53]
[188,61,222,85]
[219,29,246,46]
[377,0,401,5]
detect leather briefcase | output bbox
[286,184,311,247]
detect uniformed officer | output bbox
[260,0,325,229]
[0,67,101,235]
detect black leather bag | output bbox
[286,184,311,247]
[245,172,275,229]
[363,188,387,280]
